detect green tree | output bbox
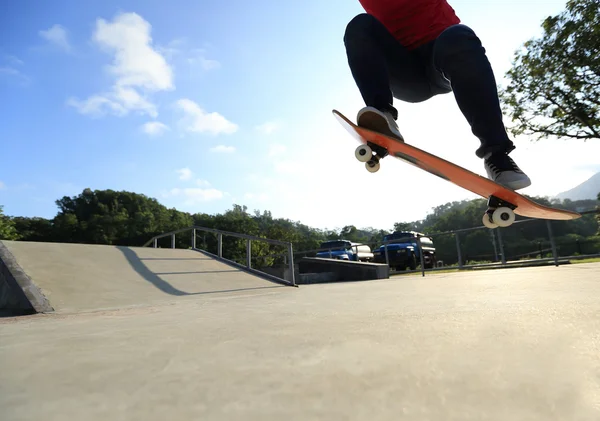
[53,188,192,246]
[501,0,600,141]
[0,205,19,240]
[393,222,414,232]
[11,217,54,242]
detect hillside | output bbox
[555,172,600,201]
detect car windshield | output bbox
[383,233,414,243]
[383,233,433,245]
[319,241,350,250]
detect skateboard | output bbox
[333,109,581,229]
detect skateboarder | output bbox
[344,0,532,190]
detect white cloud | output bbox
[0,67,19,76]
[158,41,220,71]
[166,187,224,204]
[39,24,71,52]
[94,14,172,91]
[0,66,30,85]
[188,49,220,70]
[156,38,186,59]
[197,57,220,70]
[0,181,6,190]
[268,143,286,157]
[210,145,236,153]
[68,12,173,118]
[176,167,193,181]
[67,95,126,117]
[256,121,281,135]
[142,121,169,136]
[274,160,302,175]
[244,192,269,202]
[176,98,238,135]
[196,179,211,187]
[5,55,24,66]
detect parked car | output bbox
[315,239,374,262]
[373,231,437,270]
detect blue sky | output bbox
[1,0,599,231]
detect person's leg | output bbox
[343,14,433,139]
[430,24,513,158]
[429,24,531,189]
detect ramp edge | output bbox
[0,241,54,314]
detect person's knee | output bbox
[344,13,380,45]
[434,24,485,59]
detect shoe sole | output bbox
[357,109,404,142]
[495,177,532,191]
[506,179,532,191]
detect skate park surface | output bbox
[1,240,600,420]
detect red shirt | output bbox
[358,0,461,50]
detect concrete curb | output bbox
[0,241,54,314]
[298,257,389,282]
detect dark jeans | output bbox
[343,13,515,158]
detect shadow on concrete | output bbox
[193,249,295,287]
[139,257,215,261]
[155,270,243,275]
[116,246,287,296]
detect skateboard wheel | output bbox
[355,145,372,163]
[492,207,515,228]
[482,213,498,229]
[365,159,380,173]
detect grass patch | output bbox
[570,257,600,264]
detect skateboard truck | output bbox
[354,142,389,173]
[483,195,517,229]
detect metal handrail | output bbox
[142,225,290,247]
[143,226,296,286]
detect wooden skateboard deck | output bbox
[333,109,581,226]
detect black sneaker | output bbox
[356,106,404,142]
[484,152,531,190]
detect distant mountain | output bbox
[555,172,600,201]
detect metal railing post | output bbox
[490,229,499,262]
[496,228,506,265]
[153,238,157,248]
[192,228,196,249]
[547,220,559,266]
[455,233,463,269]
[217,233,223,258]
[171,233,176,249]
[384,242,390,267]
[288,242,296,286]
[417,237,425,277]
[246,239,252,268]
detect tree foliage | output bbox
[392,196,599,264]
[4,187,600,267]
[0,205,19,240]
[500,0,600,141]
[50,188,192,245]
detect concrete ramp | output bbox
[0,241,287,314]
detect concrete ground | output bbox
[2,262,600,420]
